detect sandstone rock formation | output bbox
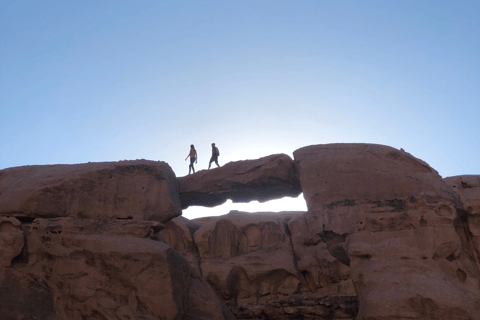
[0,217,235,320]
[178,154,301,209]
[293,144,480,320]
[159,216,202,272]
[1,144,479,320]
[0,217,24,267]
[445,175,480,271]
[161,211,359,319]
[0,160,181,222]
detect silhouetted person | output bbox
[208,143,220,169]
[185,144,197,174]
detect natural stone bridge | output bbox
[1,143,479,320]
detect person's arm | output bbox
[185,154,189,161]
[195,151,198,163]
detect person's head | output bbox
[212,143,215,147]
[191,144,194,149]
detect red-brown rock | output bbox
[159,216,202,272]
[2,217,235,320]
[0,217,24,267]
[187,210,357,319]
[0,160,181,222]
[445,175,480,272]
[293,144,480,320]
[178,154,301,209]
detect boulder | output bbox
[178,154,301,209]
[3,217,235,320]
[293,144,480,320]
[0,160,181,222]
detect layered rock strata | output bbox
[178,154,301,209]
[162,211,359,319]
[293,144,480,320]
[0,160,181,222]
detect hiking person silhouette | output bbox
[185,144,197,174]
[208,143,220,169]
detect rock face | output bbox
[159,216,203,272]
[162,211,358,319]
[1,145,480,320]
[293,144,480,320]
[178,154,301,209]
[445,175,480,271]
[0,217,235,320]
[0,160,235,320]
[0,217,24,267]
[0,160,181,222]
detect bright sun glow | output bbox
[182,193,308,220]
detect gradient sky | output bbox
[1,1,479,219]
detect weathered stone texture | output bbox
[159,216,203,272]
[0,217,24,267]
[178,154,301,209]
[445,175,480,272]
[0,160,181,222]
[164,210,358,319]
[0,267,56,320]
[1,145,479,320]
[2,217,235,320]
[293,144,480,320]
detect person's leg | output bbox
[208,157,213,169]
[190,158,195,173]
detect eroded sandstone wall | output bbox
[445,175,480,272]
[1,145,479,320]
[293,144,480,320]
[161,211,359,319]
[0,161,235,320]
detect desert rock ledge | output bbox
[0,160,181,222]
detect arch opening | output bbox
[182,193,307,220]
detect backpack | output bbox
[214,147,220,156]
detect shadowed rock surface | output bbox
[162,211,359,319]
[445,175,480,272]
[0,217,235,320]
[178,154,301,209]
[294,144,480,320]
[0,160,181,222]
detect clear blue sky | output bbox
[1,1,479,218]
